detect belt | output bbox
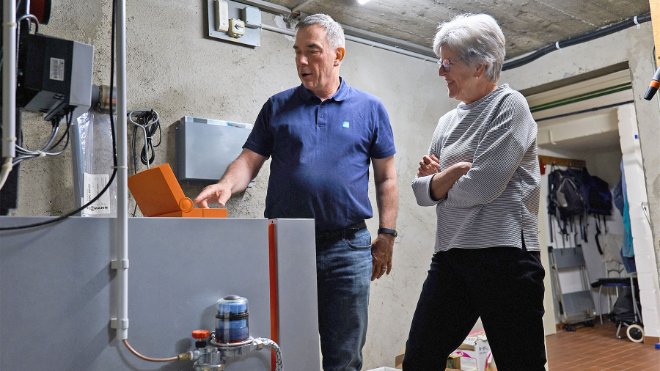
[316,221,367,240]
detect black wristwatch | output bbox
[377,227,398,237]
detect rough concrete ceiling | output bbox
[260,0,650,59]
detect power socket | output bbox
[228,18,245,38]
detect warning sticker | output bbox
[49,57,65,81]
[82,173,111,216]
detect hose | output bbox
[503,13,650,71]
[253,338,283,371]
[122,339,179,362]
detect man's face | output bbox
[294,25,343,98]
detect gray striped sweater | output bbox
[412,84,541,252]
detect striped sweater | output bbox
[412,84,541,252]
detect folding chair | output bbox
[590,234,643,343]
[589,234,626,324]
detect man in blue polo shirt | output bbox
[195,13,398,371]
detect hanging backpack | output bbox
[582,169,613,216]
[548,168,585,240]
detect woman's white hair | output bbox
[433,14,505,82]
[296,14,345,49]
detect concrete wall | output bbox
[11,0,660,367]
[12,1,455,368]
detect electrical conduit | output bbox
[113,0,129,341]
[1,0,17,190]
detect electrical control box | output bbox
[174,116,253,182]
[17,33,93,120]
[206,0,261,47]
[242,5,261,29]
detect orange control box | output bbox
[128,163,227,218]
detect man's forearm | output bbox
[376,177,398,228]
[219,149,267,192]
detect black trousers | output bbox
[402,247,546,371]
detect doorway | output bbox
[525,69,659,344]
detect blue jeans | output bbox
[316,227,372,371]
[403,247,546,371]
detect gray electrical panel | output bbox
[175,116,253,182]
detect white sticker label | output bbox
[82,173,111,216]
[49,58,65,81]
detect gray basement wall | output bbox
[11,0,454,368]
[9,0,660,368]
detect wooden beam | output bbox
[651,0,660,66]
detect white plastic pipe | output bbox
[1,0,17,190]
[114,0,129,341]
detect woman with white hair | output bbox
[403,14,546,370]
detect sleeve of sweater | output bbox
[411,119,445,207]
[443,92,537,208]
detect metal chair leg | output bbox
[598,286,603,325]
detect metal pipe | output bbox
[342,24,434,58]
[236,0,290,15]
[245,0,436,62]
[1,0,17,190]
[261,23,436,63]
[115,0,129,341]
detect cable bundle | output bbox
[13,110,73,165]
[128,109,161,169]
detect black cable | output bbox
[503,13,651,71]
[48,111,73,150]
[131,119,139,217]
[128,110,161,166]
[0,0,118,231]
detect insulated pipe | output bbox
[1,0,17,190]
[503,13,651,71]
[114,0,129,341]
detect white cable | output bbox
[0,157,13,189]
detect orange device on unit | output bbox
[128,163,228,218]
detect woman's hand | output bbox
[417,154,440,177]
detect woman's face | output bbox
[438,47,482,104]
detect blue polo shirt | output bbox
[243,78,396,231]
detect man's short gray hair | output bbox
[296,14,345,49]
[433,14,505,82]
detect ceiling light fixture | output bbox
[357,0,372,5]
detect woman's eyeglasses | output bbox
[437,58,455,72]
